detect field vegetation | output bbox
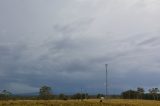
[1,99,160,106]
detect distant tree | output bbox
[148,88,159,100]
[39,86,52,99]
[59,93,68,100]
[96,94,105,99]
[0,90,12,100]
[71,93,86,100]
[137,87,144,99]
[121,90,138,99]
[1,90,12,95]
[84,93,89,99]
[81,93,86,100]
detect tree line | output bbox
[1,86,160,100]
[121,87,160,100]
[0,86,92,100]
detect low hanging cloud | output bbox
[5,83,39,94]
[0,0,160,94]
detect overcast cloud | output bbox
[0,0,160,94]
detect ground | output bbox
[0,99,160,106]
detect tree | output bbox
[121,90,138,99]
[96,94,105,99]
[84,93,89,99]
[59,93,68,100]
[39,86,52,99]
[71,93,84,100]
[137,87,144,99]
[0,90,12,100]
[148,88,159,100]
[71,93,81,100]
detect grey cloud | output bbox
[5,83,39,94]
[138,37,159,46]
[0,0,160,94]
[53,18,94,34]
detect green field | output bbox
[1,99,160,106]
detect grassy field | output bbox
[0,99,160,106]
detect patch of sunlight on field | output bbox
[1,99,160,106]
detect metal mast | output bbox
[105,64,108,99]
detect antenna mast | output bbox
[105,64,108,99]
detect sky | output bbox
[0,0,160,94]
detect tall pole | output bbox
[81,88,83,101]
[105,64,108,100]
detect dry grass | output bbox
[0,99,160,106]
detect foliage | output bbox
[137,87,144,94]
[58,93,68,100]
[71,93,81,100]
[96,94,105,99]
[0,90,12,100]
[121,89,139,99]
[71,93,88,100]
[39,86,53,99]
[137,87,144,99]
[148,88,159,100]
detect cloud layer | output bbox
[0,0,160,94]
